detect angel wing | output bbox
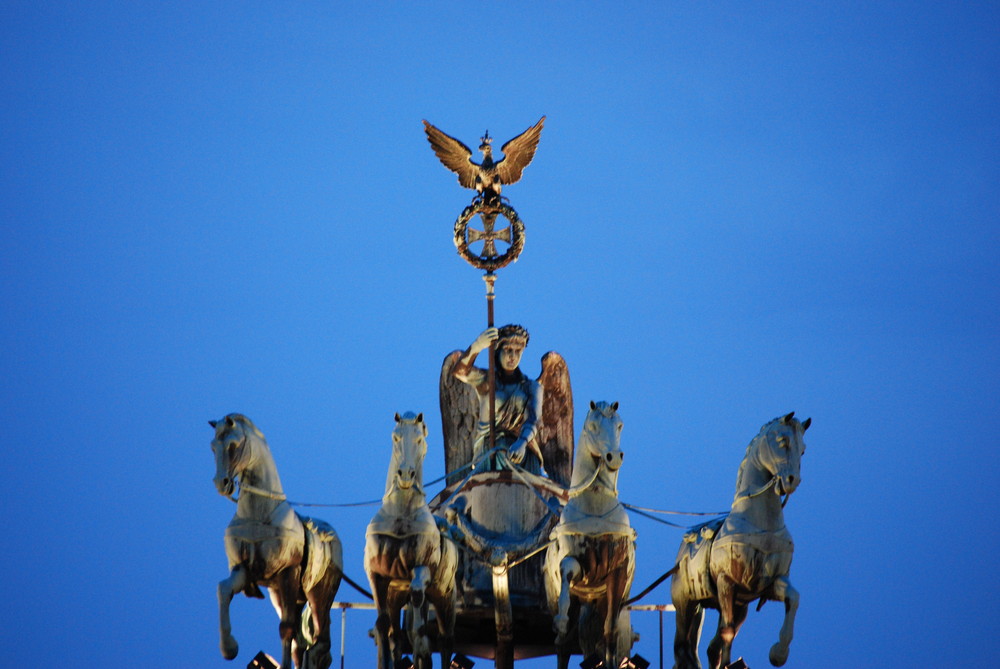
[423,121,478,190]
[537,351,573,488]
[439,350,479,485]
[496,115,546,186]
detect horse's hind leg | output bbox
[272,568,303,669]
[428,587,455,669]
[768,576,798,667]
[671,588,703,669]
[218,565,247,660]
[603,568,629,668]
[707,576,745,669]
[302,576,337,669]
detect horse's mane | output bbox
[735,414,801,497]
[226,413,266,441]
[742,416,780,459]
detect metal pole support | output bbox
[484,272,497,454]
[490,549,514,669]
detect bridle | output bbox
[220,429,287,503]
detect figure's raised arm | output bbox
[452,327,497,386]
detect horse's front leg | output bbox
[218,565,247,660]
[369,575,394,669]
[554,556,581,645]
[408,566,432,668]
[768,576,799,667]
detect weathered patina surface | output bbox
[211,414,342,669]
[441,324,573,486]
[364,412,458,669]
[544,401,637,669]
[671,413,810,669]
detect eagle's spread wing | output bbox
[423,120,478,190]
[439,350,478,485]
[537,350,573,488]
[497,116,545,186]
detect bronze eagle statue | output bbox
[423,116,545,203]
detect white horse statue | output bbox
[211,414,343,669]
[671,412,810,669]
[365,412,459,669]
[544,401,636,669]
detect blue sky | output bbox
[2,2,998,667]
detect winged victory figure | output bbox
[439,323,574,488]
[423,116,545,204]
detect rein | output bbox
[233,480,287,502]
[565,458,603,498]
[736,475,790,508]
[565,430,617,498]
[747,476,777,499]
[223,433,288,503]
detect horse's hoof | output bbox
[220,635,239,660]
[769,643,789,666]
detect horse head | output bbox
[390,411,428,493]
[209,413,262,498]
[755,411,810,496]
[572,401,624,489]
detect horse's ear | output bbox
[208,420,217,429]
[394,412,401,423]
[590,400,596,410]
[782,411,795,424]
[611,401,619,411]
[802,417,812,431]
[226,416,236,428]
[416,412,424,423]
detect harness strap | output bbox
[236,481,287,501]
[624,564,679,606]
[564,458,603,498]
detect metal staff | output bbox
[454,201,525,454]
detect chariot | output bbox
[210,118,810,669]
[417,352,635,669]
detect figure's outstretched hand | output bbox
[508,438,527,464]
[471,327,499,354]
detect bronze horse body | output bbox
[365,412,458,669]
[211,414,343,669]
[671,412,810,669]
[544,401,636,669]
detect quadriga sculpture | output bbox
[544,401,636,669]
[671,412,810,669]
[211,414,343,669]
[365,412,459,669]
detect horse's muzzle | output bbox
[215,476,235,497]
[396,468,416,489]
[604,450,624,472]
[776,473,799,496]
